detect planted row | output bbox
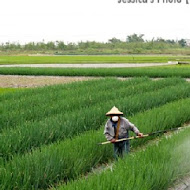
[0,79,188,160]
[0,77,122,108]
[0,78,149,130]
[0,78,181,131]
[0,55,187,64]
[1,97,190,190]
[0,77,118,103]
[0,77,104,102]
[0,66,190,77]
[58,127,190,190]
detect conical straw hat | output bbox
[106,106,123,116]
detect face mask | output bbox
[112,116,119,122]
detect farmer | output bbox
[104,106,143,160]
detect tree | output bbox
[56,41,65,50]
[166,39,175,44]
[155,38,165,43]
[126,34,144,43]
[46,41,56,50]
[108,37,122,44]
[178,39,187,47]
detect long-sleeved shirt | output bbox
[104,117,140,141]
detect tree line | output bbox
[0,34,189,54]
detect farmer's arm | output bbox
[126,119,142,136]
[104,122,114,141]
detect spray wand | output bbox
[98,125,189,145]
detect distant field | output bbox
[0,55,190,64]
[0,65,190,78]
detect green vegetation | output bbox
[0,77,190,189]
[0,65,190,77]
[0,55,190,65]
[56,126,190,190]
[1,78,148,130]
[0,79,190,189]
[0,88,16,94]
[1,34,190,55]
[0,78,189,160]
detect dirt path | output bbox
[0,75,96,88]
[0,62,177,68]
[168,176,190,190]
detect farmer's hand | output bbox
[110,138,116,143]
[137,132,144,138]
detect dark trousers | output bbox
[113,140,130,160]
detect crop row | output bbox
[0,78,148,129]
[0,78,181,131]
[0,66,190,77]
[0,77,121,102]
[0,79,188,160]
[0,55,188,64]
[0,97,190,189]
[57,126,190,190]
[0,78,126,105]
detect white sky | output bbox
[0,0,189,44]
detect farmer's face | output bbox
[111,115,119,122]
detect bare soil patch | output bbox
[0,75,96,88]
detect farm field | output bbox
[1,0,190,188]
[0,65,190,78]
[0,77,190,189]
[0,55,190,65]
[1,78,190,160]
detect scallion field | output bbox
[0,76,190,190]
